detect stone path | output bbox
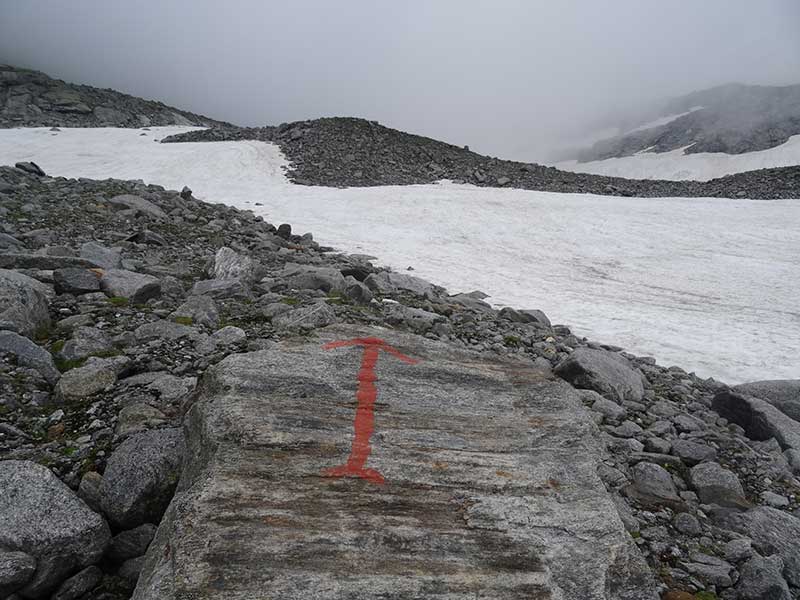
[134,325,656,599]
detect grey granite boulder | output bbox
[735,554,791,600]
[79,242,122,270]
[690,462,747,508]
[108,194,167,220]
[499,306,552,327]
[281,263,346,293]
[107,524,157,562]
[100,269,161,304]
[53,268,101,295]
[212,247,258,285]
[170,296,219,328]
[733,380,800,422]
[0,269,50,338]
[0,330,60,384]
[100,428,185,529]
[713,390,800,452]
[554,347,645,403]
[0,551,37,598]
[59,326,113,362]
[0,460,110,598]
[56,359,117,399]
[629,461,680,503]
[272,302,337,331]
[384,303,446,333]
[132,325,657,600]
[363,271,441,299]
[50,565,102,600]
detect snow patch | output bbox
[1,126,798,384]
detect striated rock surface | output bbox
[134,324,656,599]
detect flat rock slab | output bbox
[135,325,655,600]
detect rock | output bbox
[77,472,103,513]
[100,269,161,304]
[59,326,113,362]
[56,359,117,399]
[14,161,45,177]
[53,268,101,295]
[100,428,185,529]
[79,242,122,270]
[124,230,168,246]
[733,380,800,421]
[690,462,747,508]
[0,551,36,598]
[0,461,110,598]
[107,524,157,562]
[0,330,60,384]
[629,461,681,503]
[134,320,197,342]
[180,186,192,199]
[275,223,292,239]
[212,247,257,285]
[761,491,790,508]
[720,506,800,587]
[170,296,219,328]
[735,554,791,600]
[590,394,627,421]
[119,556,146,585]
[671,439,717,466]
[0,254,100,270]
[281,263,346,293]
[499,307,552,327]
[115,403,167,438]
[724,538,753,563]
[554,347,644,403]
[188,278,247,299]
[133,325,657,599]
[363,271,441,299]
[683,553,734,587]
[713,391,800,452]
[672,512,702,536]
[611,420,643,438]
[148,374,196,402]
[0,268,50,338]
[343,278,373,304]
[50,565,102,600]
[108,194,167,220]
[272,302,338,330]
[385,303,446,333]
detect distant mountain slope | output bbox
[576,83,800,162]
[0,64,230,128]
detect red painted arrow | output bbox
[322,337,419,484]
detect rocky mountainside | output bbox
[162,117,800,199]
[576,83,800,162]
[0,65,229,129]
[1,161,799,599]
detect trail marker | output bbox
[322,337,418,484]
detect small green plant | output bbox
[51,339,65,354]
[504,335,521,346]
[107,296,129,307]
[281,297,300,306]
[55,357,87,373]
[173,316,193,326]
[694,592,718,600]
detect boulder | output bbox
[0,254,100,270]
[0,269,50,338]
[629,461,680,503]
[670,439,717,466]
[212,247,257,285]
[363,271,441,299]
[58,326,113,362]
[0,461,110,598]
[134,320,197,342]
[385,303,446,333]
[713,391,800,452]
[188,278,247,299]
[720,506,800,587]
[343,278,373,305]
[733,380,800,422]
[280,263,346,293]
[689,462,747,508]
[499,307,552,327]
[53,268,101,295]
[14,161,45,177]
[114,403,167,438]
[132,324,657,599]
[0,331,60,384]
[735,554,791,600]
[0,551,37,598]
[100,428,185,529]
[108,194,167,220]
[100,269,161,304]
[554,347,644,403]
[50,565,102,600]
[79,242,122,270]
[107,524,157,562]
[56,359,117,399]
[170,296,220,328]
[272,302,338,331]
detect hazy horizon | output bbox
[2,0,799,162]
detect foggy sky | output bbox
[2,0,799,162]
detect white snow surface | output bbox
[556,134,800,181]
[1,126,798,384]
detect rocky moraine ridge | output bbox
[162,117,800,200]
[0,160,799,600]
